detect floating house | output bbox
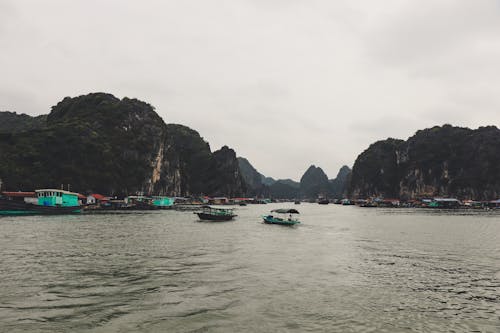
[487,199,500,208]
[428,198,461,208]
[125,195,151,205]
[374,198,401,207]
[151,196,175,207]
[87,193,110,205]
[1,191,38,205]
[0,189,81,215]
[209,197,229,205]
[232,197,253,204]
[36,189,80,207]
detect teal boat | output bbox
[0,189,82,215]
[262,208,300,225]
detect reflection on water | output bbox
[0,205,499,332]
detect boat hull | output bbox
[0,199,81,215]
[196,212,236,221]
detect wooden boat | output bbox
[195,205,236,221]
[0,189,82,215]
[262,208,300,225]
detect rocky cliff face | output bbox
[350,125,500,200]
[211,146,247,197]
[349,139,404,198]
[0,93,246,196]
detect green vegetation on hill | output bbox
[0,111,47,133]
[0,93,246,196]
[350,125,500,200]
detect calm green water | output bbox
[0,204,499,332]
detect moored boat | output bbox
[262,208,300,225]
[0,189,82,215]
[195,205,236,221]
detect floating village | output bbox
[1,186,500,218]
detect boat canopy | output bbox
[271,208,300,214]
[201,205,234,211]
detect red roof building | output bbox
[90,194,109,201]
[2,191,36,198]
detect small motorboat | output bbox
[262,208,300,226]
[195,205,236,221]
[294,200,301,205]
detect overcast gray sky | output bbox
[1,0,500,180]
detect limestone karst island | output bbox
[1,93,500,212]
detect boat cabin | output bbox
[195,205,236,221]
[200,205,234,216]
[36,189,80,207]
